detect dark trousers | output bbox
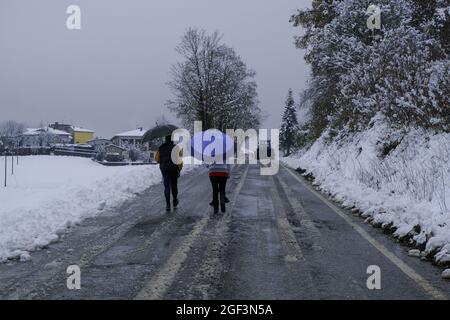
[209,176,227,205]
[162,171,179,205]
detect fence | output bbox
[15,145,95,158]
[52,145,95,158]
[2,151,19,187]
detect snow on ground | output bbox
[282,115,450,263]
[0,156,195,262]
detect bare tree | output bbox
[167,28,261,131]
[0,120,25,147]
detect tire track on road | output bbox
[269,176,304,263]
[276,172,323,252]
[269,174,320,299]
[283,165,447,300]
[134,165,249,300]
[184,165,249,299]
[2,168,205,299]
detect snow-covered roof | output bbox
[113,128,147,138]
[71,126,94,133]
[87,138,111,143]
[23,127,72,136]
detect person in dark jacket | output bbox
[155,135,182,211]
[208,163,231,214]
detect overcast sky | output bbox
[0,0,311,138]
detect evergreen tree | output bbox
[290,0,342,139]
[280,89,299,156]
[291,0,449,133]
[411,0,450,56]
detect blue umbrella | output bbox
[190,129,234,163]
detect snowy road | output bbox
[0,165,449,299]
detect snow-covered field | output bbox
[0,156,167,262]
[283,115,450,264]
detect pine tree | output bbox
[280,89,299,156]
[292,0,449,133]
[290,0,342,139]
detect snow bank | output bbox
[283,115,450,263]
[0,156,182,262]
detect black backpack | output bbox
[158,142,178,173]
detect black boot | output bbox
[173,198,179,209]
[224,196,230,203]
[220,203,226,213]
[166,201,171,212]
[213,202,219,214]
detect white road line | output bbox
[134,165,249,300]
[186,165,249,299]
[283,165,447,300]
[79,170,208,268]
[134,214,210,300]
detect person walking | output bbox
[155,135,182,211]
[208,162,231,214]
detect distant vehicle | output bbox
[103,144,127,162]
[105,153,124,162]
[239,144,256,162]
[256,141,272,160]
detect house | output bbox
[111,127,149,150]
[48,122,72,133]
[49,122,95,144]
[20,127,72,147]
[71,127,94,144]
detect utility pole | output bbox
[4,151,7,187]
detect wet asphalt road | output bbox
[0,164,449,300]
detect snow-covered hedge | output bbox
[283,115,450,264]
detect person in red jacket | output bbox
[208,163,231,213]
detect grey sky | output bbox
[0,0,310,138]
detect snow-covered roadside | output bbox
[282,115,450,264]
[0,156,195,262]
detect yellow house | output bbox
[72,127,94,144]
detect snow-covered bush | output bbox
[283,114,450,263]
[288,0,450,263]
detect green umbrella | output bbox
[142,124,178,142]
